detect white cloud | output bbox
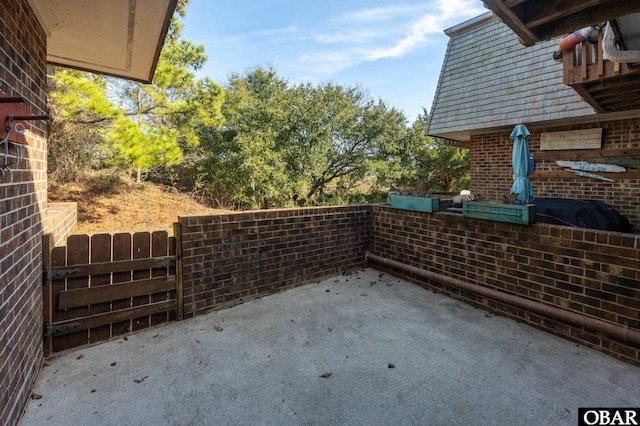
[335,4,432,22]
[298,50,358,74]
[361,0,484,60]
[314,29,389,44]
[361,14,442,60]
[300,0,485,74]
[436,0,483,20]
[255,25,299,37]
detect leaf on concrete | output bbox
[214,325,224,332]
[319,373,332,378]
[31,393,43,400]
[134,376,149,384]
[76,354,84,360]
[110,362,117,367]
[388,363,395,369]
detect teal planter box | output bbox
[389,195,440,213]
[463,202,536,225]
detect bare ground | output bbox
[48,175,227,235]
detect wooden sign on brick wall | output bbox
[539,128,602,151]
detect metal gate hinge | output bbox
[45,268,81,280]
[44,323,79,336]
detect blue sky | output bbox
[181,0,487,122]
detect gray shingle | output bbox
[428,13,595,139]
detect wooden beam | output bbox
[42,234,53,356]
[47,300,177,336]
[597,31,604,78]
[485,0,640,44]
[483,0,538,46]
[597,100,640,112]
[173,222,184,321]
[46,255,176,279]
[524,0,606,30]
[594,91,640,104]
[58,276,176,309]
[581,42,588,80]
[531,170,583,179]
[586,75,640,94]
[569,83,606,113]
[533,2,640,41]
[562,43,577,84]
[534,147,640,161]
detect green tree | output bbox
[47,0,224,182]
[281,83,407,202]
[189,66,409,208]
[222,66,292,208]
[374,110,470,194]
[170,66,292,209]
[47,69,120,181]
[148,65,468,209]
[105,0,224,180]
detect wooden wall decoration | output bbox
[539,128,602,151]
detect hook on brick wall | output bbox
[0,93,50,177]
[1,116,14,175]
[14,122,26,162]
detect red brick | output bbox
[370,205,640,367]
[1,1,48,424]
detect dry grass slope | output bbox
[49,173,226,235]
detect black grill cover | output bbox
[534,198,634,233]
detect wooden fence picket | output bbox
[43,229,180,353]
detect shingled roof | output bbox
[427,12,595,142]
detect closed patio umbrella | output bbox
[510,124,534,204]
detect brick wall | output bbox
[370,205,640,365]
[44,202,77,247]
[470,117,640,230]
[0,1,48,425]
[179,206,370,317]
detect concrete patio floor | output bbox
[20,268,640,426]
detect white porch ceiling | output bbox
[28,0,177,83]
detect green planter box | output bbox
[389,195,440,213]
[463,201,536,225]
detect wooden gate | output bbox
[43,226,183,354]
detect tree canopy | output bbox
[373,110,470,195]
[165,66,469,209]
[47,0,224,182]
[47,2,470,209]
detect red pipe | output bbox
[557,26,596,51]
[366,252,640,346]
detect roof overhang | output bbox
[28,0,178,83]
[482,0,640,46]
[428,109,640,143]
